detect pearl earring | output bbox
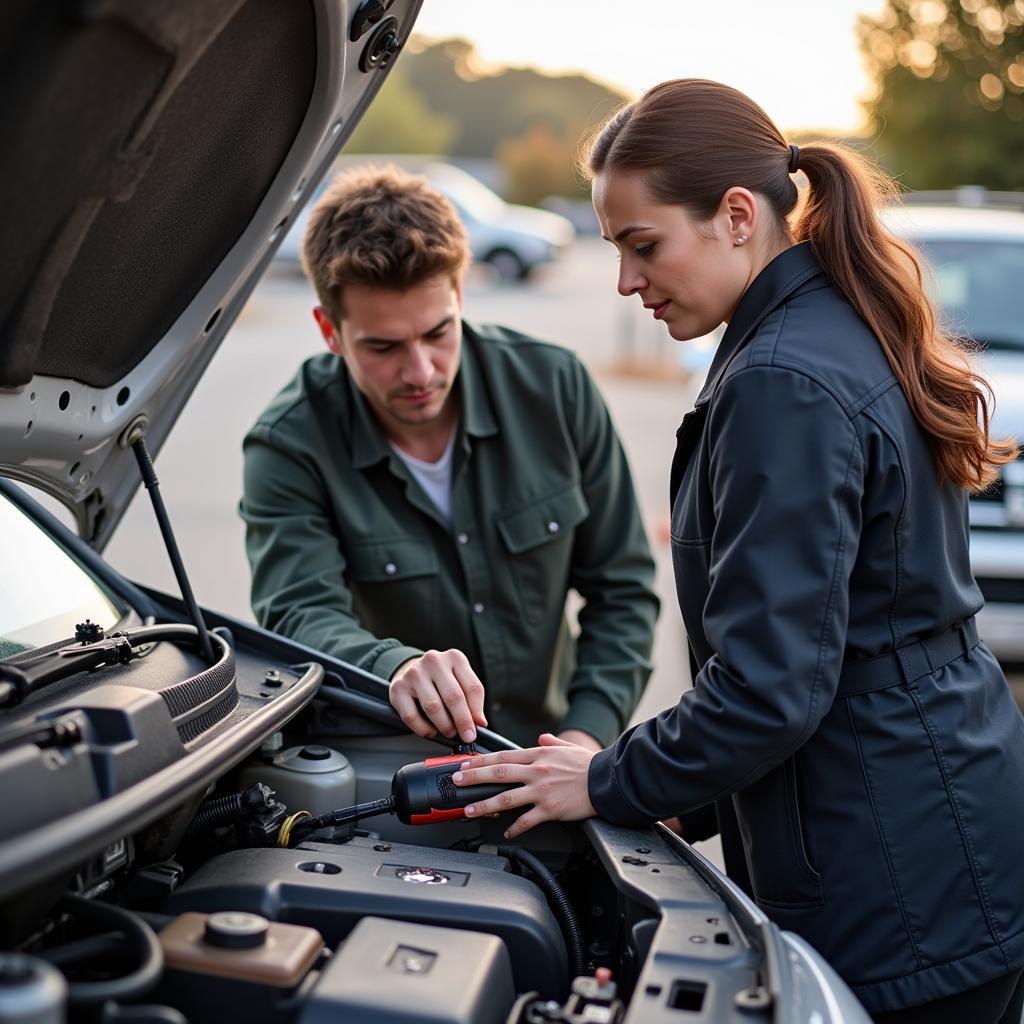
[735,235,748,246]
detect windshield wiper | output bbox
[0,623,213,710]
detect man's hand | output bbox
[390,649,487,742]
[452,732,597,839]
[558,728,603,753]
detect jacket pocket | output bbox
[345,538,439,640]
[496,483,589,625]
[734,757,824,908]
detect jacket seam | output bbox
[757,357,894,425]
[864,405,907,651]
[744,304,787,367]
[849,921,1024,991]
[802,431,860,743]
[846,700,924,969]
[907,686,1008,962]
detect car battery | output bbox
[299,916,515,1024]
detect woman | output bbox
[453,79,1024,1022]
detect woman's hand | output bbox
[452,732,598,839]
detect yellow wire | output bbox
[277,810,311,848]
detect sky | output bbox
[412,0,889,135]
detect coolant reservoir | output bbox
[238,745,356,817]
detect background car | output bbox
[274,157,576,281]
[883,194,1024,666]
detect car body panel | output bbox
[0,0,423,549]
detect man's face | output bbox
[315,275,462,436]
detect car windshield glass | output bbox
[427,165,504,221]
[0,492,128,658]
[917,239,1024,350]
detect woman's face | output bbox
[592,168,757,342]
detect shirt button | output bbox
[492,701,503,712]
[457,532,469,545]
[547,520,560,534]
[384,563,397,575]
[473,602,485,614]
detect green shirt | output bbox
[240,323,658,747]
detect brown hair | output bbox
[302,164,470,325]
[586,79,1015,491]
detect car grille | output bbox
[970,453,1024,527]
[976,577,1024,603]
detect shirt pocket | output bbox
[345,538,440,641]
[496,483,589,626]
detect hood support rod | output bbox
[131,438,215,664]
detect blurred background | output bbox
[105,0,1024,741]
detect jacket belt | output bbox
[836,617,979,699]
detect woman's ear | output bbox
[720,187,758,246]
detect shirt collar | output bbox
[348,319,498,470]
[695,241,823,406]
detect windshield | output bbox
[0,492,128,658]
[917,239,1024,350]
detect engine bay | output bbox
[0,598,776,1024]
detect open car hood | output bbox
[0,0,420,548]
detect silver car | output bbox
[275,158,576,281]
[884,200,1024,664]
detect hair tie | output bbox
[788,144,800,174]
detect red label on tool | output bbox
[410,807,467,825]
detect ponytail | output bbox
[794,142,1015,489]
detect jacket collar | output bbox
[349,319,499,470]
[694,241,823,406]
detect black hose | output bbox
[497,845,585,980]
[186,783,276,835]
[55,894,163,1006]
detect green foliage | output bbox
[859,0,1024,188]
[344,65,457,155]
[344,37,627,199]
[498,122,590,205]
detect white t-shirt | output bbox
[389,428,457,524]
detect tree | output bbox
[397,37,626,161]
[343,64,456,155]
[859,0,1024,188]
[497,122,590,205]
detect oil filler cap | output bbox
[204,911,269,949]
[299,745,332,761]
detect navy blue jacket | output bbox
[588,242,1024,1013]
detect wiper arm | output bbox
[0,623,210,709]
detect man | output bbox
[241,165,658,751]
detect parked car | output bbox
[275,157,576,281]
[0,3,871,1022]
[882,198,1024,665]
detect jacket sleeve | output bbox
[559,357,660,747]
[589,365,863,824]
[240,424,423,681]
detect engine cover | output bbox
[161,836,568,995]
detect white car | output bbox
[275,158,576,280]
[883,201,1024,665]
